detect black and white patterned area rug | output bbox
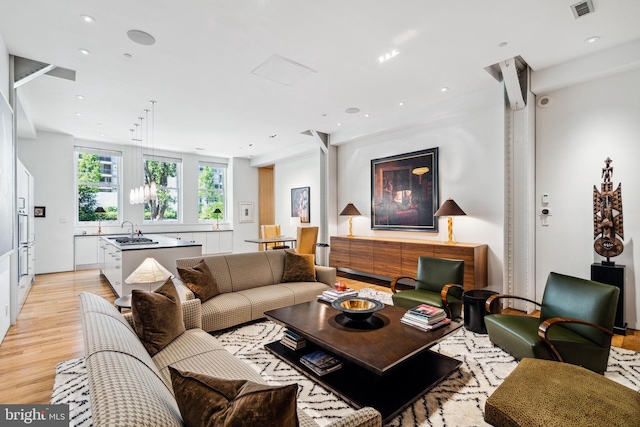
[52,289,640,427]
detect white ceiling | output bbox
[1,0,639,159]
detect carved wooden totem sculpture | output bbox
[593,157,624,262]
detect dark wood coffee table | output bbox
[264,300,462,422]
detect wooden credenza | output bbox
[330,236,487,291]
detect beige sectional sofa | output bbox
[175,250,335,331]
[79,291,381,427]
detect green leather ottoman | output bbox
[484,358,640,427]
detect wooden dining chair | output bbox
[295,226,318,255]
[260,225,289,250]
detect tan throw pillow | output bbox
[282,250,316,282]
[131,278,186,356]
[169,367,299,427]
[177,260,220,302]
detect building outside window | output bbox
[144,155,180,222]
[198,161,226,222]
[75,146,120,223]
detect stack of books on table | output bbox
[280,329,306,351]
[299,350,343,376]
[401,304,451,331]
[317,288,358,303]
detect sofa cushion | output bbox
[237,286,295,321]
[177,259,221,302]
[282,251,316,283]
[132,278,186,356]
[169,367,299,427]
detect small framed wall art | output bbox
[34,206,46,218]
[291,187,310,223]
[239,202,254,223]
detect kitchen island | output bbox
[99,234,201,297]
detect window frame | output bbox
[143,154,181,223]
[74,146,122,225]
[198,161,227,223]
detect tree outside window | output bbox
[198,163,226,221]
[144,157,179,221]
[76,149,120,223]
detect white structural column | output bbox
[503,67,537,311]
[309,130,330,266]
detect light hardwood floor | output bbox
[0,269,638,405]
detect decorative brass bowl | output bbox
[331,296,384,322]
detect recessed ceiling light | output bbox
[441,87,449,92]
[378,49,400,63]
[75,112,82,116]
[127,30,156,46]
[337,123,342,126]
[100,133,105,137]
[345,107,360,114]
[195,147,205,151]
[364,113,370,118]
[124,53,132,58]
[498,42,508,48]
[76,95,85,100]
[81,15,96,23]
[78,48,91,55]
[399,102,405,106]
[269,134,277,138]
[248,143,254,147]
[585,36,600,43]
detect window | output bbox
[144,155,180,221]
[198,162,227,222]
[75,146,121,223]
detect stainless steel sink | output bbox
[111,237,158,245]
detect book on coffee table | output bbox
[300,350,342,376]
[317,288,358,303]
[401,316,451,332]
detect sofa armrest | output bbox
[172,276,195,301]
[315,265,337,286]
[325,407,382,427]
[122,298,202,330]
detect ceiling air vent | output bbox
[571,0,594,19]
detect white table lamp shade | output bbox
[125,258,173,284]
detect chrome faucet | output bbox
[121,220,135,239]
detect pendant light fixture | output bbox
[149,100,158,201]
[129,128,136,204]
[127,102,158,205]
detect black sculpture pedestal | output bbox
[590,263,627,335]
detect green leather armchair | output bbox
[390,256,465,319]
[484,272,619,373]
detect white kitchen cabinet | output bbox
[206,231,233,254]
[75,236,100,268]
[191,232,208,254]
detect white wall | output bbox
[332,85,505,286]
[0,34,12,341]
[230,157,260,253]
[274,150,322,238]
[18,131,76,273]
[536,68,640,329]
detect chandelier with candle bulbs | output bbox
[129,101,158,205]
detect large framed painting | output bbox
[371,148,439,232]
[291,187,310,223]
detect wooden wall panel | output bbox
[258,166,274,226]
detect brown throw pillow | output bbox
[131,278,186,356]
[169,367,299,427]
[282,251,316,282]
[177,260,220,302]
